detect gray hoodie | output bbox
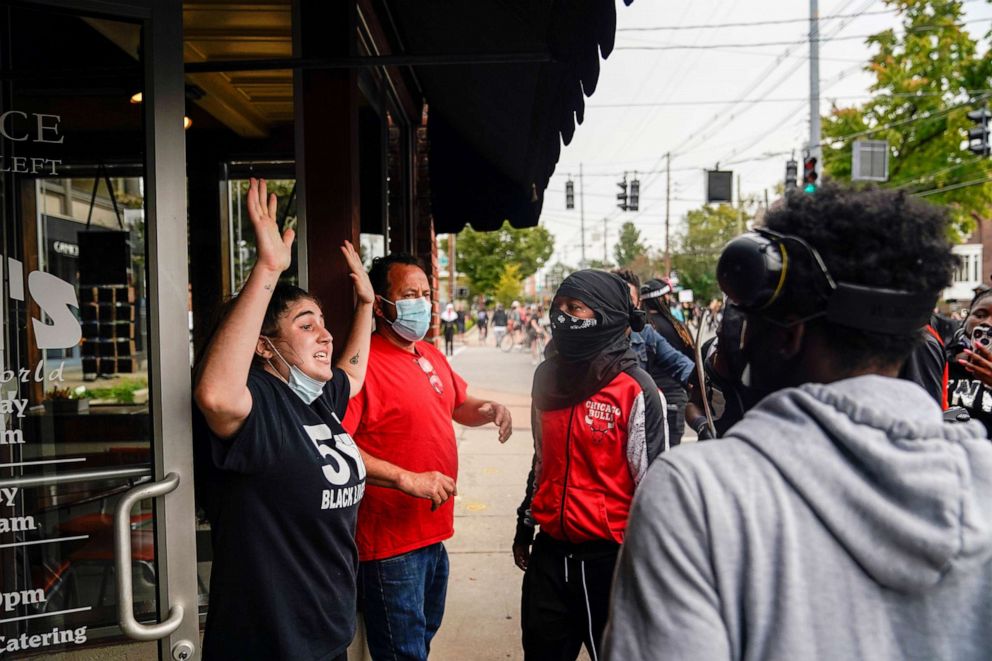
[604,375,992,660]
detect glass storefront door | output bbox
[0,2,197,659]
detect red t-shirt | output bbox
[343,333,467,561]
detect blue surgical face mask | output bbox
[380,296,431,342]
[264,338,326,405]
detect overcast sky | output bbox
[537,0,992,269]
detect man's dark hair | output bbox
[612,268,641,290]
[763,181,956,368]
[368,253,427,297]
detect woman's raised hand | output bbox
[247,177,294,274]
[341,240,375,305]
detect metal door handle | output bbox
[114,471,184,641]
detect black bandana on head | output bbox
[533,270,638,411]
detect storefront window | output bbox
[0,5,157,655]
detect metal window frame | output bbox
[8,1,198,659]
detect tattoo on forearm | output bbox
[349,352,360,365]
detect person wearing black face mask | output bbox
[512,270,667,661]
[684,301,763,439]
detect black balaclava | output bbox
[533,270,639,411]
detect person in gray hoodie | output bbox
[603,182,992,661]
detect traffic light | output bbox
[802,156,818,193]
[616,177,628,211]
[565,179,575,209]
[967,107,991,157]
[628,178,640,212]
[785,160,798,192]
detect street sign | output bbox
[705,170,733,203]
[852,140,889,181]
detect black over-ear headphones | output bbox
[716,228,936,335]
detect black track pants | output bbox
[521,533,619,661]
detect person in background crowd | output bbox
[455,304,466,336]
[514,270,667,661]
[477,304,489,343]
[899,321,948,409]
[640,278,697,446]
[684,302,760,439]
[526,304,548,365]
[947,287,992,435]
[441,302,458,356]
[194,179,373,661]
[605,183,992,661]
[492,303,508,346]
[510,300,523,343]
[931,307,960,346]
[343,254,513,661]
[613,270,696,429]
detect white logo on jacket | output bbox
[584,400,621,436]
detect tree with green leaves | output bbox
[821,0,992,235]
[613,221,648,267]
[544,261,574,293]
[671,204,746,302]
[456,221,554,297]
[493,264,523,307]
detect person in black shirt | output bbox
[194,178,375,660]
[640,278,697,445]
[948,288,992,436]
[492,303,509,346]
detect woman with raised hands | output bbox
[194,178,373,661]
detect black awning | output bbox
[386,0,630,233]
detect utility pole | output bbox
[579,162,586,267]
[809,0,821,165]
[737,175,743,234]
[664,152,671,276]
[448,233,456,303]
[603,217,608,264]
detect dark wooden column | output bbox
[293,0,360,357]
[412,116,441,342]
[187,143,226,361]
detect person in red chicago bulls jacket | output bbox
[513,269,668,661]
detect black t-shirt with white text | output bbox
[948,361,992,438]
[202,367,365,660]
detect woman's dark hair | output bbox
[259,284,317,336]
[612,268,641,290]
[368,253,427,297]
[194,283,317,375]
[969,285,992,311]
[763,181,956,368]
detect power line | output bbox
[648,0,872,178]
[587,90,992,108]
[614,18,992,51]
[889,156,985,189]
[615,8,897,31]
[914,175,992,197]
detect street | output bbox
[431,341,537,661]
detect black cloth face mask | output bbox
[534,270,639,411]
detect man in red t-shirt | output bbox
[343,253,512,661]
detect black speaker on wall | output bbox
[78,231,129,286]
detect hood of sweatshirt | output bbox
[728,375,992,594]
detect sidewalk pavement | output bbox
[352,343,698,660]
